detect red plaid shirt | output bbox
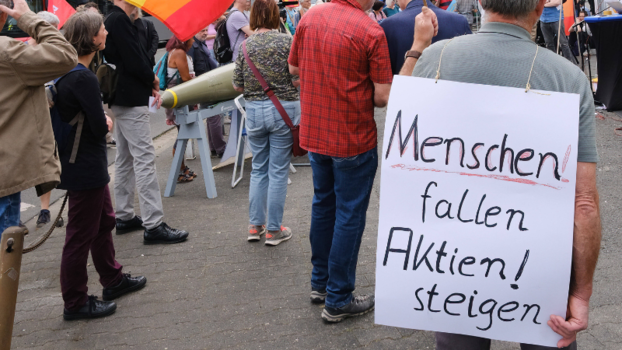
[288,0,393,157]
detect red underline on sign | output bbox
[390,164,561,190]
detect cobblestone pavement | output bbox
[11,108,622,350]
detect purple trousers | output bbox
[60,185,123,311]
[436,332,577,350]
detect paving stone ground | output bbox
[10,108,622,350]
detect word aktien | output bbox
[382,232,530,290]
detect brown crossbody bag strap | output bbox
[242,41,307,156]
[242,41,294,128]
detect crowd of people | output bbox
[0,0,602,349]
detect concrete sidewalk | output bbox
[10,108,622,349]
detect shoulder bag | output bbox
[242,41,307,157]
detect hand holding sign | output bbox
[548,295,589,348]
[375,76,580,347]
[151,90,162,110]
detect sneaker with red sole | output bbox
[248,225,266,242]
[265,226,292,246]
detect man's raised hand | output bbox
[413,6,438,51]
[0,0,32,21]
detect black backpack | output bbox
[213,10,246,64]
[45,65,88,163]
[96,62,118,106]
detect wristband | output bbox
[404,50,423,61]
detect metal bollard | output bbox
[0,226,26,350]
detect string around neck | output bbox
[435,38,455,83]
[525,45,539,92]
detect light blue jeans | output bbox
[246,99,300,231]
[0,192,21,239]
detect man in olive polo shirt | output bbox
[404,0,600,349]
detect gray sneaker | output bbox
[321,294,375,323]
[310,287,327,304]
[265,226,292,246]
[247,225,266,242]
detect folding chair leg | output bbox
[232,96,248,188]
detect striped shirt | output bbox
[413,22,598,163]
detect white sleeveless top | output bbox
[167,49,195,80]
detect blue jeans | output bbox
[309,147,378,308]
[246,100,300,231]
[0,192,21,238]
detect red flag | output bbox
[48,0,75,29]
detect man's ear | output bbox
[535,0,547,17]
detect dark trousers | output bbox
[436,332,578,350]
[60,185,123,311]
[207,115,227,154]
[199,102,227,155]
[569,31,591,56]
[541,21,576,64]
[308,147,378,308]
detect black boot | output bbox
[36,209,51,228]
[116,215,143,234]
[63,295,116,321]
[144,222,189,245]
[103,273,147,301]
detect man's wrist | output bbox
[411,40,430,53]
[570,282,593,302]
[404,50,422,61]
[16,12,38,37]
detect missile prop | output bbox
[161,64,240,109]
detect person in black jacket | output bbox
[131,7,158,67]
[189,26,227,157]
[104,0,189,244]
[57,11,146,321]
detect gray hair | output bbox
[481,0,539,18]
[36,11,60,28]
[62,10,103,56]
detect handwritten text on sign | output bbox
[375,76,579,347]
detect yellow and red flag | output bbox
[124,0,235,41]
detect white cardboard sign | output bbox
[375,76,580,347]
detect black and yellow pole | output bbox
[0,226,26,350]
